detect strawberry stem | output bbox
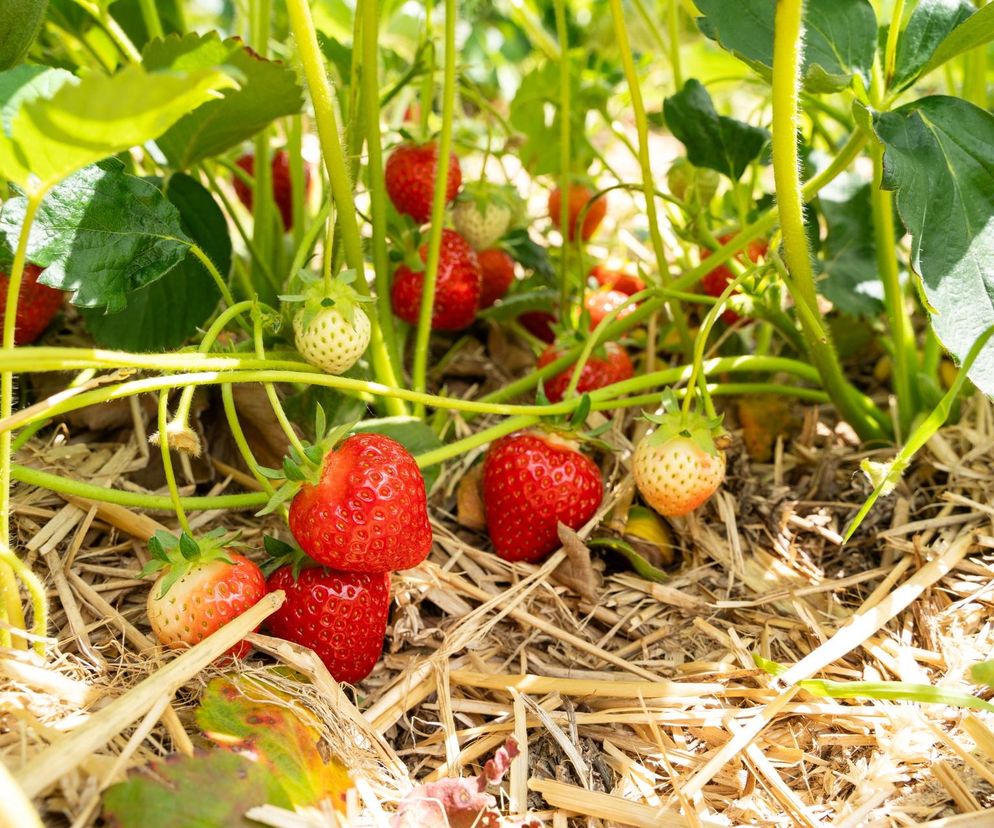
[552,0,572,315]
[157,391,192,534]
[251,305,309,460]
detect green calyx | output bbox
[281,270,372,330]
[142,527,241,599]
[261,534,315,579]
[256,410,358,516]
[642,389,725,456]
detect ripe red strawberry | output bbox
[477,248,516,308]
[0,264,63,345]
[234,149,312,232]
[482,431,603,563]
[633,407,727,517]
[585,288,637,329]
[700,233,767,324]
[288,433,432,572]
[144,530,266,658]
[517,310,557,343]
[537,341,633,403]
[548,184,606,242]
[266,565,391,684]
[391,228,481,330]
[590,264,646,296]
[385,141,462,224]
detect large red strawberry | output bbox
[548,184,606,242]
[590,264,646,296]
[477,248,516,309]
[266,564,391,684]
[0,264,63,345]
[585,288,637,330]
[385,141,462,224]
[482,431,603,563]
[391,229,481,330]
[144,530,266,658]
[288,433,432,572]
[700,233,767,324]
[234,149,312,231]
[537,341,634,403]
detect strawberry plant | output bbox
[6,0,994,824]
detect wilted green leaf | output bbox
[892,0,974,92]
[874,96,994,397]
[143,32,303,168]
[663,80,768,181]
[0,163,192,312]
[695,0,876,93]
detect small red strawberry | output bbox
[266,564,391,684]
[548,184,606,242]
[0,264,63,345]
[537,340,633,403]
[482,431,603,563]
[590,264,646,296]
[385,141,462,224]
[585,288,637,330]
[517,310,557,343]
[477,248,516,309]
[633,402,727,517]
[287,432,432,572]
[144,529,266,658]
[391,228,481,330]
[700,233,767,324]
[234,149,312,232]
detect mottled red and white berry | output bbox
[482,432,603,563]
[266,566,391,684]
[633,436,726,517]
[288,433,432,572]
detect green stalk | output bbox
[883,0,906,86]
[137,0,164,40]
[157,392,191,534]
[770,0,886,442]
[250,0,275,302]
[411,0,457,417]
[419,0,435,137]
[285,0,405,413]
[359,0,401,375]
[288,116,306,256]
[221,384,278,499]
[869,139,917,437]
[187,243,238,310]
[667,0,683,90]
[552,0,572,313]
[608,0,691,353]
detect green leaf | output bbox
[81,173,228,349]
[0,62,236,191]
[971,660,994,687]
[919,2,994,78]
[0,163,193,312]
[799,678,994,713]
[695,0,876,93]
[663,80,768,181]
[102,749,290,828]
[892,0,974,92]
[874,96,994,397]
[142,32,304,169]
[352,416,443,492]
[0,65,76,136]
[196,676,352,810]
[816,179,887,316]
[0,0,48,70]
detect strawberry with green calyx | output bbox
[261,536,391,684]
[282,270,372,376]
[259,417,432,573]
[385,141,462,225]
[144,528,266,658]
[451,182,524,251]
[482,429,603,563]
[632,392,728,518]
[536,330,634,403]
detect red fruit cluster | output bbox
[699,234,767,324]
[385,141,462,224]
[482,432,603,563]
[391,229,482,330]
[0,264,63,345]
[234,149,312,231]
[537,341,634,403]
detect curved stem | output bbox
[412,0,457,417]
[221,383,279,506]
[187,243,237,310]
[157,392,191,534]
[771,0,886,442]
[252,307,308,459]
[883,0,906,86]
[0,545,47,655]
[138,0,164,40]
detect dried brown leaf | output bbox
[457,465,487,531]
[553,524,602,601]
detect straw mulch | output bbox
[4,360,994,828]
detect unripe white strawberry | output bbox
[632,401,727,517]
[287,270,372,376]
[451,182,523,251]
